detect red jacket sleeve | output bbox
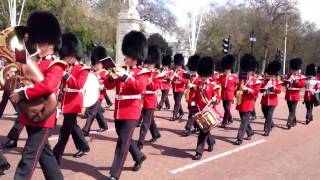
[65,69,89,89]
[104,74,119,90]
[293,79,305,88]
[125,73,149,94]
[25,64,64,100]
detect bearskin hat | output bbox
[240,54,257,72]
[289,58,303,70]
[174,53,184,66]
[221,54,236,70]
[122,30,147,62]
[266,60,281,75]
[145,45,161,65]
[305,63,317,76]
[186,54,200,72]
[91,46,107,65]
[162,55,172,67]
[59,32,83,60]
[27,11,61,47]
[317,66,320,74]
[197,56,215,77]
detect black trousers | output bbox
[104,94,113,106]
[286,101,298,126]
[6,117,24,142]
[305,101,314,121]
[173,92,184,118]
[261,106,276,132]
[110,120,144,179]
[237,112,253,141]
[196,130,215,155]
[14,126,63,180]
[53,113,89,162]
[83,100,108,134]
[222,100,233,124]
[158,90,170,109]
[138,109,160,148]
[185,109,197,131]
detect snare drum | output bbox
[194,107,222,133]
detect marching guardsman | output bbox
[284,58,305,129]
[219,54,238,128]
[260,60,282,136]
[82,46,108,136]
[53,32,90,164]
[234,54,261,145]
[157,55,172,110]
[304,64,319,124]
[190,57,218,160]
[171,53,187,121]
[183,54,201,136]
[137,45,162,149]
[104,31,149,180]
[10,11,65,179]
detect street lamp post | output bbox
[249,30,256,56]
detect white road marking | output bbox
[169,139,267,174]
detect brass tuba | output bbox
[0,27,58,123]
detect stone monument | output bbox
[116,0,141,63]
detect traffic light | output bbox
[280,50,284,62]
[223,36,230,54]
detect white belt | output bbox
[287,87,301,90]
[305,89,316,92]
[115,95,141,100]
[145,91,157,94]
[63,88,84,93]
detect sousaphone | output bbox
[0,26,59,123]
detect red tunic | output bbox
[20,56,67,128]
[143,70,162,109]
[171,68,187,93]
[284,72,305,101]
[260,75,282,106]
[219,73,238,101]
[236,75,262,112]
[191,79,221,111]
[104,67,149,120]
[304,77,319,101]
[186,73,200,106]
[160,67,172,90]
[61,63,90,113]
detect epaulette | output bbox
[80,64,91,71]
[137,68,151,75]
[48,59,68,70]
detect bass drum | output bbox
[82,72,100,108]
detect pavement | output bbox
[0,90,320,180]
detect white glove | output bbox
[114,67,128,77]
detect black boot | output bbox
[208,144,214,152]
[0,162,10,175]
[233,139,242,145]
[132,155,146,171]
[73,147,90,158]
[2,139,17,149]
[192,153,202,160]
